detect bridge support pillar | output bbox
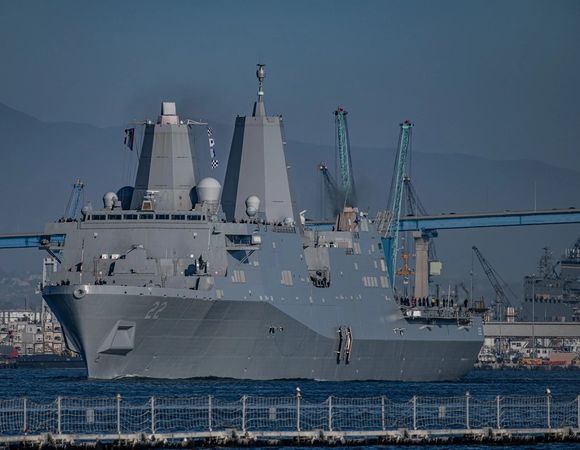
[413,232,429,299]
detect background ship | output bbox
[521,240,580,322]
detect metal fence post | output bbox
[546,391,551,429]
[150,396,155,434]
[465,391,470,430]
[296,390,302,432]
[208,395,213,432]
[116,393,121,435]
[496,395,501,429]
[57,396,62,435]
[327,396,332,432]
[242,395,247,433]
[412,396,417,430]
[381,396,385,431]
[23,397,27,433]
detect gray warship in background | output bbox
[521,242,580,322]
[39,66,483,380]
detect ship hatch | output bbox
[97,320,136,355]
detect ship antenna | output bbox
[253,64,267,117]
[257,64,265,101]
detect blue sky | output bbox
[1,0,580,288]
[0,0,579,167]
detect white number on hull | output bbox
[152,301,167,319]
[145,301,168,320]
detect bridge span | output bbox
[399,208,580,232]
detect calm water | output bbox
[0,368,578,448]
[0,367,578,401]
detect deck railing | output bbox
[1,393,579,438]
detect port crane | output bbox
[317,107,357,219]
[397,174,439,297]
[403,176,427,217]
[318,161,343,217]
[334,107,356,208]
[402,175,438,252]
[382,120,413,287]
[379,121,440,298]
[472,246,517,320]
[62,178,84,220]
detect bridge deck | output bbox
[0,233,65,249]
[399,208,580,231]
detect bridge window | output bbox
[91,215,106,221]
[226,234,252,246]
[156,214,170,220]
[107,214,122,220]
[139,214,154,220]
[171,214,185,220]
[124,214,138,220]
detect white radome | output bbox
[103,192,118,210]
[196,177,221,203]
[245,195,260,217]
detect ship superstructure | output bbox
[522,242,580,322]
[38,66,483,380]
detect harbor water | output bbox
[0,367,578,448]
[1,367,578,401]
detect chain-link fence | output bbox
[0,394,578,437]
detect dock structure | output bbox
[484,322,580,338]
[1,394,579,447]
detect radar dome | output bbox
[245,195,260,217]
[81,202,93,217]
[196,177,221,204]
[103,192,118,210]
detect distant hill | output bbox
[1,102,579,308]
[0,268,41,309]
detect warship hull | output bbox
[44,285,482,381]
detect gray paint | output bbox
[131,106,196,211]
[39,68,483,381]
[222,70,294,223]
[45,283,481,381]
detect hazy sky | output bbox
[0,0,579,168]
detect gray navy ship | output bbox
[39,66,483,380]
[521,242,580,322]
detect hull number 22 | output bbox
[145,301,168,320]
